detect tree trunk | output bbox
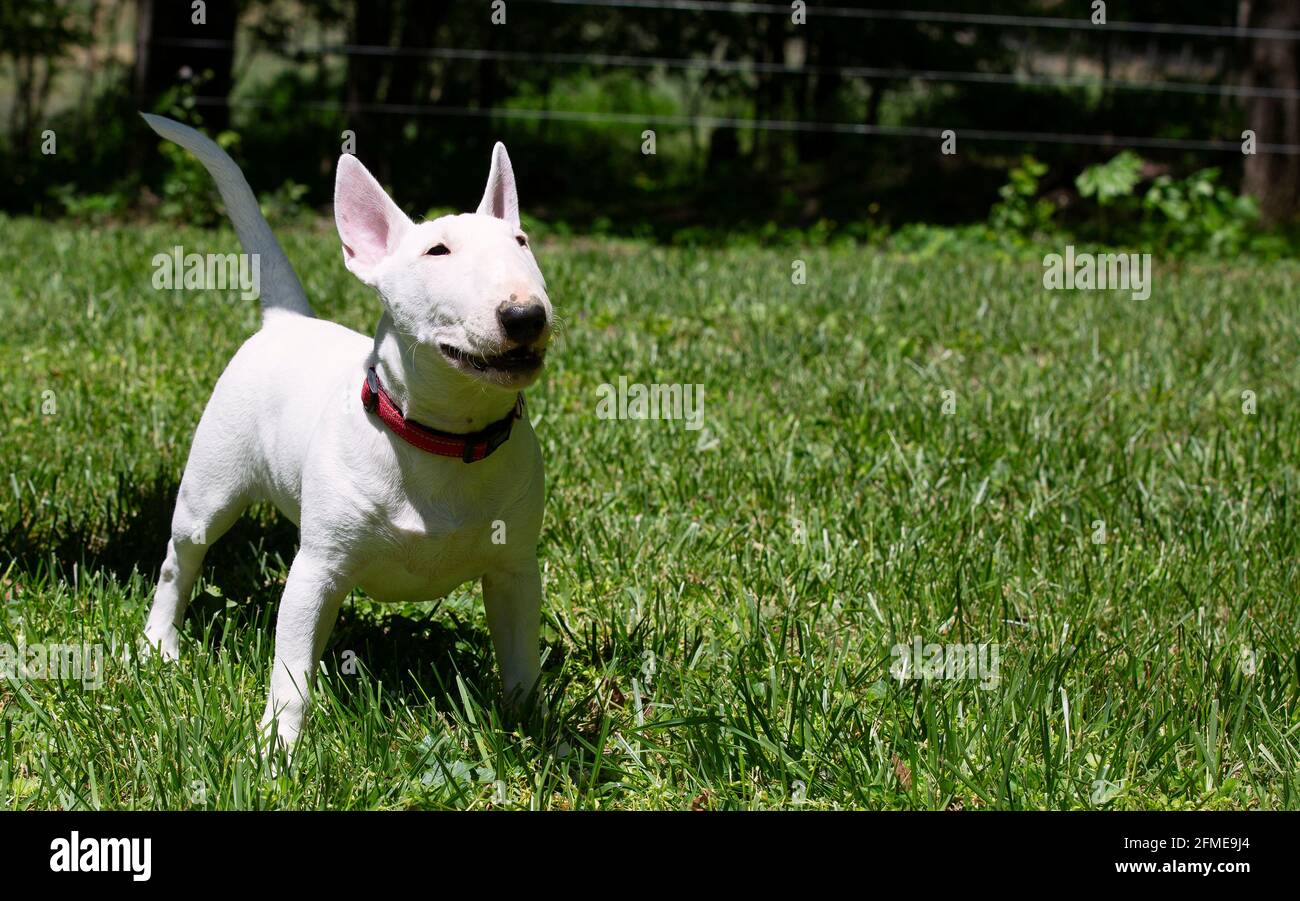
[758,13,787,173]
[135,0,238,131]
[798,37,839,162]
[344,0,395,181]
[1242,0,1300,224]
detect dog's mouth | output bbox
[439,343,545,376]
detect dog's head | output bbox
[333,144,551,389]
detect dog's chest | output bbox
[355,495,511,603]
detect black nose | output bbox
[497,301,548,345]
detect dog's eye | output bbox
[516,236,528,248]
[426,244,450,256]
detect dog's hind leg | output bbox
[143,469,248,660]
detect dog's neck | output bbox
[369,313,518,433]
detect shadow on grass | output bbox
[325,604,497,711]
[319,600,568,723]
[4,466,565,719]
[3,468,298,604]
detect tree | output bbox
[0,0,87,149]
[134,0,239,131]
[1242,0,1300,224]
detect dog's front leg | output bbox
[261,549,351,750]
[482,559,544,722]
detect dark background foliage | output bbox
[2,0,1297,237]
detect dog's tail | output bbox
[141,113,315,320]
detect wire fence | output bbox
[515,0,1300,40]
[189,95,1297,156]
[152,37,1300,102]
[142,4,1300,156]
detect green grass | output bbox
[2,215,1299,810]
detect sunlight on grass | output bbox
[2,217,1299,809]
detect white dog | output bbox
[140,114,551,749]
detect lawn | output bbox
[2,215,1299,810]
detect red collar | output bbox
[361,367,524,463]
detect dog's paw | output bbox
[502,690,548,733]
[139,628,180,662]
[259,703,305,763]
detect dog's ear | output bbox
[476,142,520,227]
[334,154,411,285]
